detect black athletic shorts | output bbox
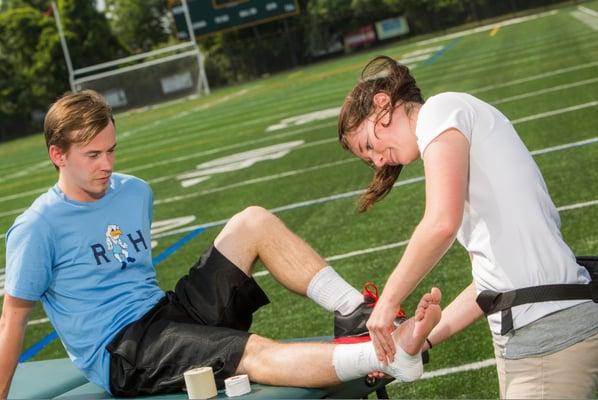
[107,245,270,396]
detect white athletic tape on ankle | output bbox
[183,367,218,399]
[392,345,423,382]
[225,374,251,397]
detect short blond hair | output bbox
[44,90,114,154]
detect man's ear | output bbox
[48,145,66,168]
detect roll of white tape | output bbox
[183,367,218,400]
[224,374,251,397]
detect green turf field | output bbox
[1,2,597,398]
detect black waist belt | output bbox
[476,256,598,335]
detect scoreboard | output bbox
[173,0,300,38]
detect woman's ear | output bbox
[372,92,390,109]
[372,92,392,126]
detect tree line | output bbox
[0,0,570,141]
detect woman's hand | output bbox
[366,298,399,364]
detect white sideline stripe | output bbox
[120,89,250,140]
[571,9,598,31]
[0,207,26,218]
[326,240,411,262]
[0,187,47,203]
[395,359,497,383]
[417,11,558,45]
[557,199,598,211]
[471,61,598,93]
[578,5,598,18]
[253,239,412,277]
[511,101,598,124]
[27,318,50,326]
[530,137,598,155]
[0,161,49,184]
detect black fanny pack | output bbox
[476,256,598,335]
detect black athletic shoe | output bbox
[333,282,406,344]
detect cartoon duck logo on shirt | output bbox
[105,224,136,269]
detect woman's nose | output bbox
[372,153,385,168]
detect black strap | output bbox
[476,256,598,335]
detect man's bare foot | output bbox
[377,288,442,382]
[367,289,441,381]
[394,287,442,355]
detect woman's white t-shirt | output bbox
[415,92,590,336]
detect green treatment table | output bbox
[9,337,396,399]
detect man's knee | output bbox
[238,334,279,374]
[228,206,277,233]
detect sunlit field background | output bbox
[1,2,597,397]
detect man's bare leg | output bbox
[236,288,442,386]
[213,207,363,317]
[237,335,339,387]
[214,206,328,294]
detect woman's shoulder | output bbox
[423,92,472,108]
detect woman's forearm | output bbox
[425,281,483,349]
[379,217,458,309]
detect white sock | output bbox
[332,341,423,382]
[306,266,363,315]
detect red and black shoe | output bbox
[333,282,406,344]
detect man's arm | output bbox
[0,294,35,399]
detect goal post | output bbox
[72,42,209,111]
[52,0,209,112]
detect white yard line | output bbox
[0,187,47,204]
[530,137,598,155]
[491,77,598,105]
[0,161,49,185]
[417,11,558,45]
[471,61,598,93]
[511,101,598,124]
[397,358,497,383]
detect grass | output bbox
[1,1,598,398]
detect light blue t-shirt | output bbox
[5,173,165,392]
